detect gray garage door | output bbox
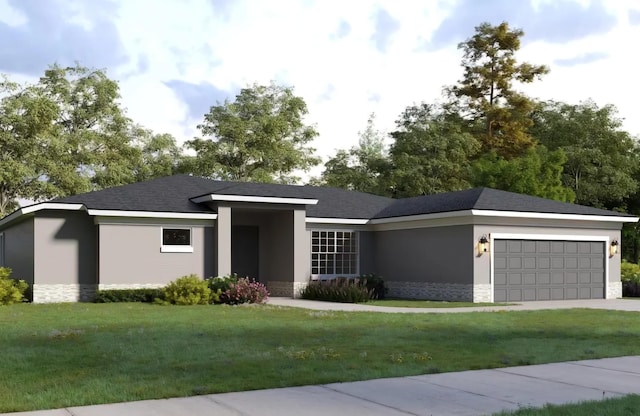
[494,239,605,302]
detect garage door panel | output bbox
[494,239,604,302]
[538,257,550,268]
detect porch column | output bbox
[292,209,311,297]
[216,206,232,276]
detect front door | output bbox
[231,226,260,280]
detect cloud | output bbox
[319,84,336,102]
[630,9,640,25]
[371,8,400,52]
[554,52,609,67]
[428,0,618,50]
[333,19,351,39]
[0,0,127,75]
[165,80,235,121]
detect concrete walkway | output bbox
[268,297,640,313]
[6,356,640,416]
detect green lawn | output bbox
[493,394,640,415]
[1,303,640,412]
[367,299,513,308]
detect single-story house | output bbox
[0,174,636,303]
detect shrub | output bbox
[94,288,164,303]
[163,275,211,305]
[300,277,375,303]
[621,261,640,297]
[208,276,269,305]
[0,267,29,305]
[359,274,387,300]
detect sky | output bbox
[1,0,639,178]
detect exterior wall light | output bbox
[610,239,619,257]
[478,235,489,255]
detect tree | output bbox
[0,65,169,217]
[317,114,392,196]
[472,146,575,201]
[388,104,480,197]
[184,83,320,183]
[132,128,183,181]
[531,100,638,210]
[449,22,549,158]
[0,75,66,217]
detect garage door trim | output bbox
[489,233,610,302]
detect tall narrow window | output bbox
[311,231,358,276]
[161,228,193,253]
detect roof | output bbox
[373,187,633,219]
[53,174,394,220]
[8,174,631,223]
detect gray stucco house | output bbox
[0,174,636,303]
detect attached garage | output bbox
[493,238,606,302]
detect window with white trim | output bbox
[160,228,193,253]
[311,231,358,276]
[0,233,4,267]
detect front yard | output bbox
[1,303,640,412]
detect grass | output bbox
[1,304,640,412]
[493,394,640,415]
[367,299,513,308]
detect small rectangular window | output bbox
[161,228,193,253]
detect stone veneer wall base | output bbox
[386,281,494,303]
[267,281,309,298]
[607,281,622,299]
[32,284,97,303]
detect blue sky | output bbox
[1,0,639,175]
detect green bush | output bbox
[94,288,164,303]
[300,277,375,303]
[621,261,640,297]
[164,275,211,305]
[0,267,29,305]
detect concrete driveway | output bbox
[267,297,640,313]
[6,356,640,416]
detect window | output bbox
[311,231,358,276]
[0,233,4,267]
[161,228,193,253]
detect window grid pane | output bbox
[311,231,357,275]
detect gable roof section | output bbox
[373,187,635,220]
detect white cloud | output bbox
[2,0,639,184]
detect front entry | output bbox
[231,225,260,280]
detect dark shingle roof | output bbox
[373,187,633,219]
[54,175,394,219]
[53,175,633,220]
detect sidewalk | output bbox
[6,356,640,416]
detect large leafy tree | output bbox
[531,100,638,210]
[0,65,177,217]
[388,104,480,197]
[449,22,549,158]
[472,146,575,201]
[131,128,183,182]
[317,114,392,196]
[184,83,320,183]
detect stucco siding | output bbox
[374,225,474,285]
[98,222,214,285]
[358,231,376,275]
[2,217,35,285]
[34,211,96,285]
